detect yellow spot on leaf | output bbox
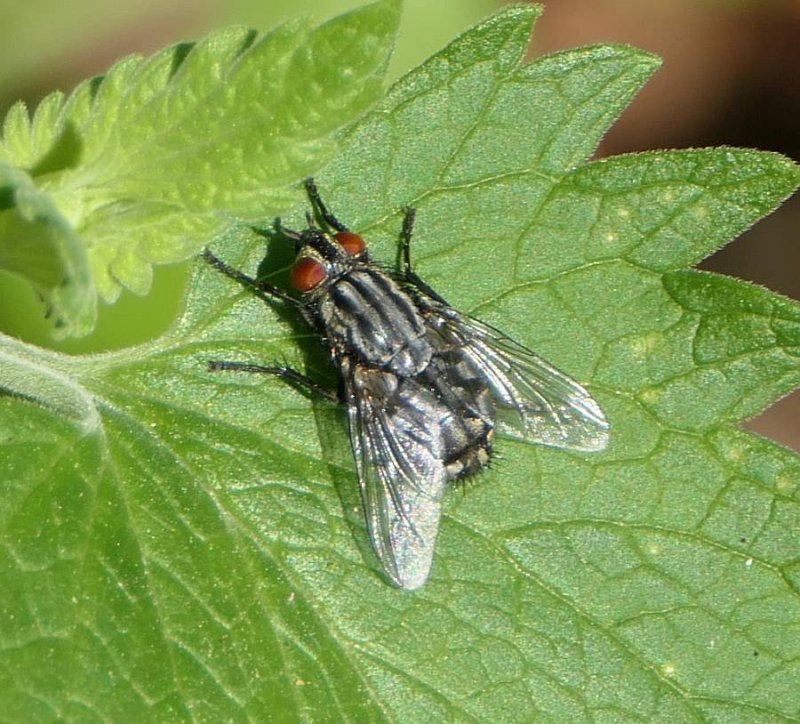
[640,388,662,404]
[776,474,797,494]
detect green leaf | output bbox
[0,161,95,336]
[0,0,400,334]
[2,3,800,721]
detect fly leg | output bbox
[398,206,450,305]
[208,361,340,403]
[304,177,348,232]
[203,249,335,400]
[202,248,299,308]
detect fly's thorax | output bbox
[318,267,433,375]
[288,228,433,375]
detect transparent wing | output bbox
[344,360,449,590]
[430,308,610,452]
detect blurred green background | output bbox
[1,0,798,446]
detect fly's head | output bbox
[287,223,368,299]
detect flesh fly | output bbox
[204,179,609,590]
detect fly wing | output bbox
[428,307,610,452]
[343,359,449,590]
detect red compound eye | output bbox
[291,256,328,292]
[335,231,366,256]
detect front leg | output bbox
[202,249,299,309]
[304,177,348,232]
